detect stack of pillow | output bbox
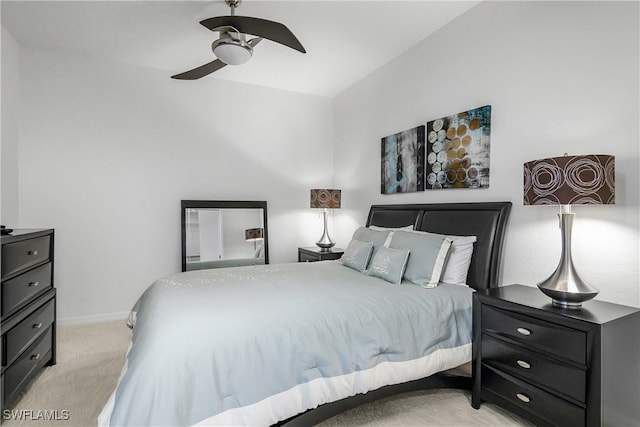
[339,225,476,287]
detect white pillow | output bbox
[440,234,477,285]
[406,230,477,285]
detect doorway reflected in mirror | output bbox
[181,201,268,272]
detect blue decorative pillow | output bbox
[340,240,374,272]
[367,246,410,284]
[368,225,414,231]
[388,230,452,288]
[368,225,414,246]
[351,227,392,263]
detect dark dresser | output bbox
[1,229,56,408]
[472,284,640,427]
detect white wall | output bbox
[198,209,222,261]
[14,47,333,323]
[6,1,639,324]
[1,26,20,225]
[332,1,640,306]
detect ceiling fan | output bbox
[171,0,306,80]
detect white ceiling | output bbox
[2,0,480,97]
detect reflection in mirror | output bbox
[181,201,268,272]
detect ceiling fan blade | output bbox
[171,60,227,80]
[200,16,305,53]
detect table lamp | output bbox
[245,227,264,249]
[523,154,615,308]
[310,189,341,251]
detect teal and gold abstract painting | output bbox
[425,105,491,190]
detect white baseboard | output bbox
[57,311,129,327]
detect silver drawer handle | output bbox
[33,323,43,329]
[28,250,39,256]
[31,353,41,360]
[517,327,532,336]
[516,393,531,403]
[516,360,531,369]
[29,281,40,287]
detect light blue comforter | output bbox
[105,261,473,426]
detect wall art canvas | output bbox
[381,126,425,194]
[425,105,491,189]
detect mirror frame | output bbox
[181,200,269,272]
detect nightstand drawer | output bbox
[1,235,51,279]
[481,305,586,365]
[299,252,318,262]
[4,300,55,367]
[482,334,586,402]
[2,263,53,317]
[482,365,584,427]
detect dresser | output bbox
[298,247,344,262]
[472,284,640,426]
[1,229,56,408]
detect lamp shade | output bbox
[310,189,341,209]
[524,154,615,206]
[245,228,264,241]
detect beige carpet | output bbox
[2,320,532,427]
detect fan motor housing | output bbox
[211,32,253,65]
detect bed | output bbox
[185,249,265,271]
[98,202,511,426]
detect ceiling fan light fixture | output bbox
[212,38,253,65]
[172,0,305,80]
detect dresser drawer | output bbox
[482,365,585,427]
[1,263,52,317]
[4,300,55,367]
[1,236,51,279]
[481,305,586,365]
[482,334,586,402]
[3,327,53,407]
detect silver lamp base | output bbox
[537,211,598,309]
[537,286,599,309]
[315,209,335,252]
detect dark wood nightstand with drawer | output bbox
[298,247,344,262]
[472,284,640,427]
[1,229,56,408]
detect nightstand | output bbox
[298,247,344,262]
[472,284,640,427]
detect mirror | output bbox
[181,200,268,272]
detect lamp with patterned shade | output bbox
[245,228,264,249]
[310,189,341,251]
[523,154,615,308]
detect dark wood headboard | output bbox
[365,202,512,291]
